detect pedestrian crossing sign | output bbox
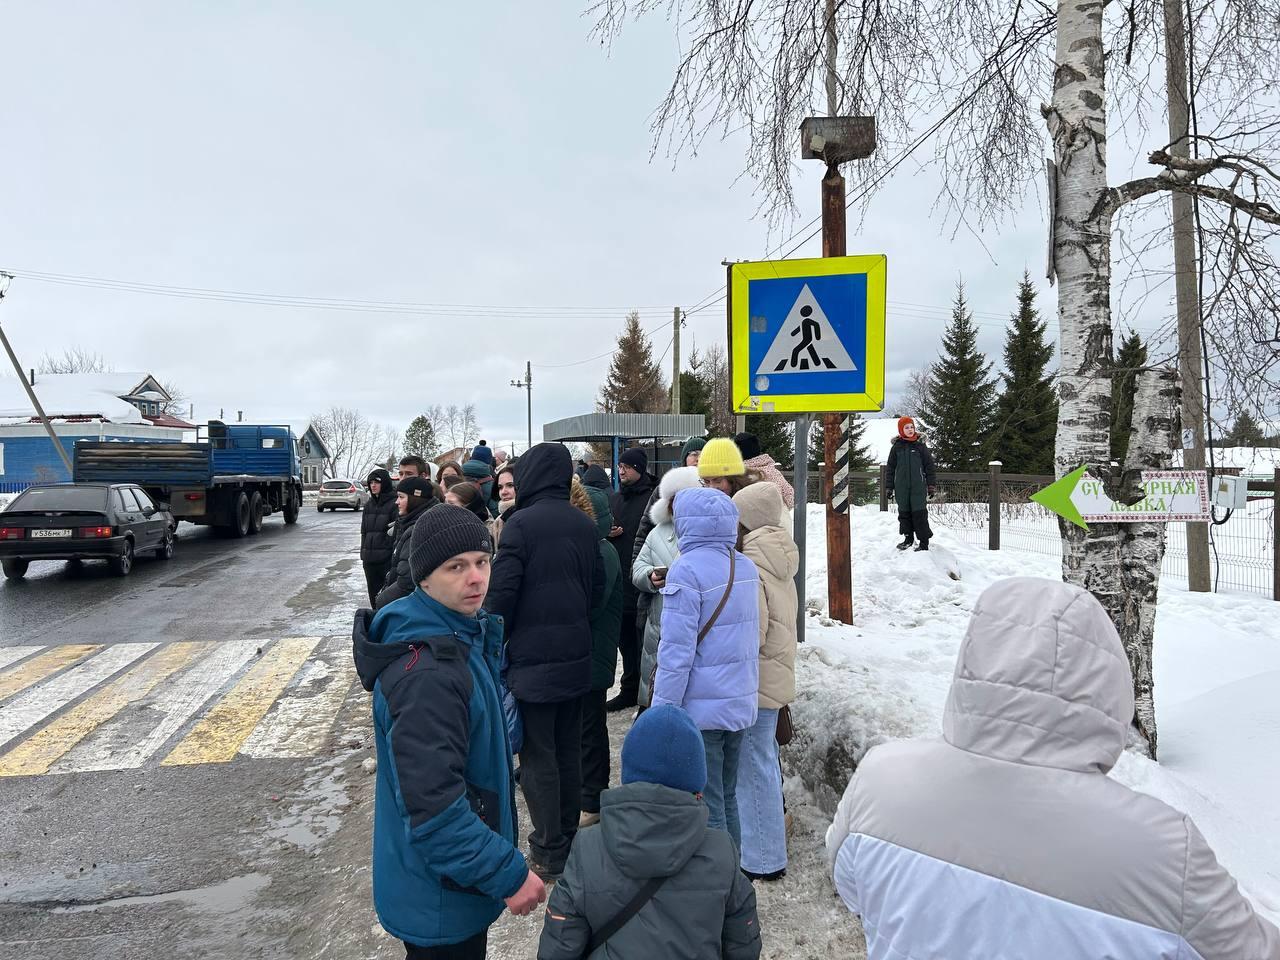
[729,255,886,414]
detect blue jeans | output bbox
[738,707,787,874]
[701,728,745,849]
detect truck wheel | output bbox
[231,492,251,537]
[248,492,265,534]
[2,558,29,581]
[284,492,300,524]
[109,539,134,576]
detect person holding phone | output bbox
[632,467,703,712]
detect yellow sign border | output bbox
[729,255,887,415]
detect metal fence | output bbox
[793,463,1278,601]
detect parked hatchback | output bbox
[0,483,175,580]
[316,478,367,512]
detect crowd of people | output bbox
[350,433,1279,960]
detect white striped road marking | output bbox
[161,637,320,765]
[0,644,157,750]
[52,639,262,774]
[0,646,43,674]
[0,642,209,777]
[240,637,355,759]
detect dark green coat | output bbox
[887,437,937,513]
[585,486,624,691]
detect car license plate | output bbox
[31,528,72,539]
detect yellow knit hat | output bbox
[697,437,746,478]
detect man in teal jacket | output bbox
[353,504,545,958]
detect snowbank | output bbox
[788,504,1280,922]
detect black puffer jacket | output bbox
[360,469,398,566]
[609,472,657,609]
[486,443,604,704]
[372,499,433,610]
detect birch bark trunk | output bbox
[1046,0,1178,757]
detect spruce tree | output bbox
[922,282,997,470]
[1110,331,1147,465]
[599,311,668,413]
[1223,409,1266,446]
[402,414,439,460]
[676,343,713,420]
[991,273,1057,474]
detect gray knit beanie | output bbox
[409,504,493,584]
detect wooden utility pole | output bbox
[1163,0,1211,592]
[820,0,854,623]
[671,307,682,414]
[822,168,853,623]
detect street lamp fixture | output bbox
[0,271,12,299]
[511,361,532,453]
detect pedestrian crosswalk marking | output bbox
[0,645,47,676]
[161,636,322,766]
[0,644,157,750]
[0,645,101,702]
[53,639,262,774]
[0,642,210,777]
[0,638,353,776]
[241,637,354,760]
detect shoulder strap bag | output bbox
[584,874,668,957]
[647,548,736,700]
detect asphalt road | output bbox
[0,507,371,960]
[0,504,866,960]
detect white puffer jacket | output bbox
[826,578,1280,960]
[733,483,798,710]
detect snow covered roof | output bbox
[0,372,170,424]
[1174,446,1280,478]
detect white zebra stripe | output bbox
[240,636,355,759]
[52,639,262,773]
[0,644,156,749]
[0,646,43,673]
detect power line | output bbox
[0,267,673,320]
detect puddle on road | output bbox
[48,871,270,915]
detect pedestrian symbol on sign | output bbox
[755,283,857,375]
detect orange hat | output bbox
[898,416,917,440]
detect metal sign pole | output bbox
[792,414,810,643]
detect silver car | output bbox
[316,478,368,512]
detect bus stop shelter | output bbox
[542,412,706,489]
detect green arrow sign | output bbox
[1031,464,1090,530]
[1032,465,1212,529]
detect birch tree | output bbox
[593,0,1280,757]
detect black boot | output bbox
[896,536,914,551]
[913,540,930,552]
[606,692,637,712]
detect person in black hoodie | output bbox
[373,476,437,610]
[606,447,657,712]
[360,468,399,605]
[487,442,604,881]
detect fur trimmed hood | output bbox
[648,466,702,526]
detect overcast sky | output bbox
[0,3,1171,451]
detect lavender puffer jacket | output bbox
[652,487,760,732]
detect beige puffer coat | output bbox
[733,482,799,710]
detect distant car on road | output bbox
[0,483,175,580]
[316,479,367,512]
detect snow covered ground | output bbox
[790,504,1280,924]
